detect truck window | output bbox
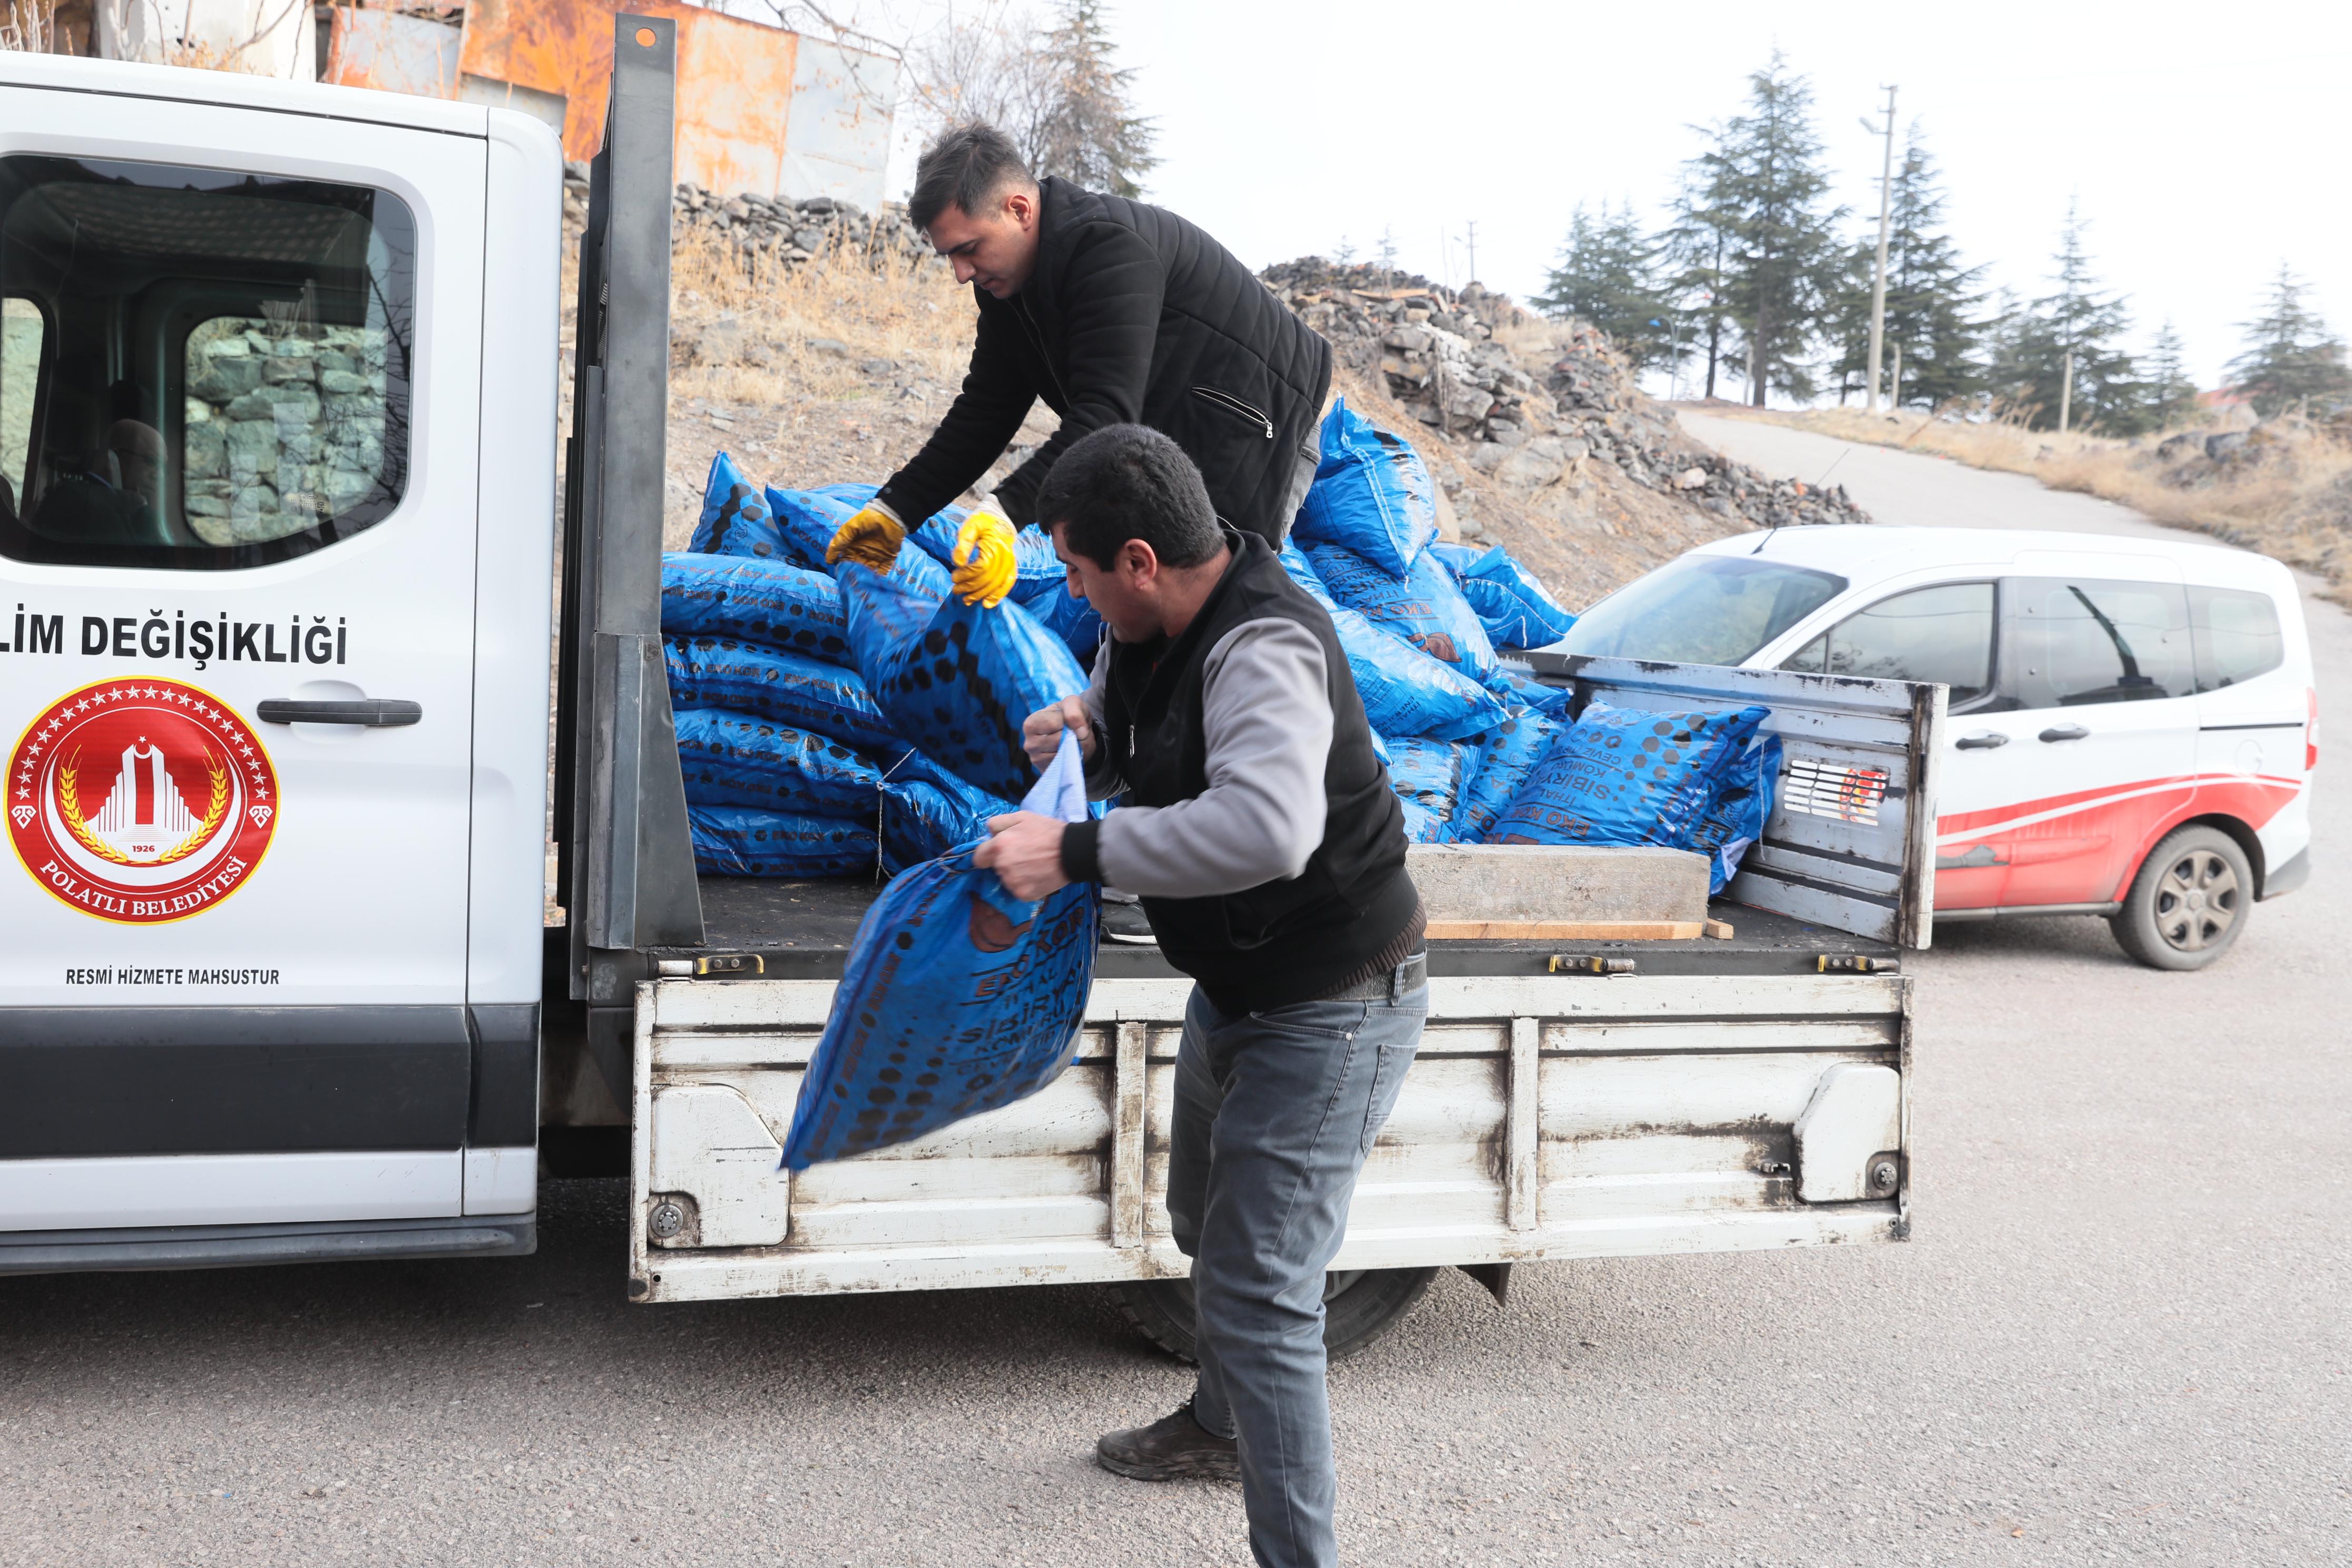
[0,154,414,569]
[1,296,40,516]
[1557,555,1845,668]
[2008,577,2193,707]
[1781,581,1994,702]
[2188,586,2284,690]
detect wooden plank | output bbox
[1110,1021,1147,1248]
[1506,1018,1537,1232]
[1426,919,1703,940]
[1703,919,1734,940]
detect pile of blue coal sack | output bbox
[663,399,1779,896]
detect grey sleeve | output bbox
[1094,618,1332,898]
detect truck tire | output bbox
[1105,1268,1438,1364]
[2110,825,2253,971]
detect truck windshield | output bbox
[1557,554,1847,668]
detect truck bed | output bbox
[668,873,1897,979]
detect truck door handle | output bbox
[2038,723,2090,742]
[1954,731,2008,750]
[256,699,423,727]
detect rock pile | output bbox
[562,163,948,273]
[1259,256,1871,537]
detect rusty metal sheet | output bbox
[322,8,463,99]
[453,0,889,199]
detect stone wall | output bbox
[181,316,394,547]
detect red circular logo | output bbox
[7,678,279,924]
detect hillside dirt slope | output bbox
[562,183,1864,607]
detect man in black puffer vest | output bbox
[823,124,1331,574]
[975,425,1424,1568]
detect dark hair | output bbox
[1034,424,1223,570]
[907,123,1036,232]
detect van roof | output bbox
[0,48,492,140]
[1689,524,2286,585]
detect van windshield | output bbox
[1557,554,1847,668]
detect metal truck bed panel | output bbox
[678,875,1897,979]
[627,970,1910,1302]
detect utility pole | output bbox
[1860,85,1897,414]
[1460,220,1479,285]
[2059,349,2074,434]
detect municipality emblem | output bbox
[7,678,279,923]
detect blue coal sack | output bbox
[1446,709,1560,843]
[780,730,1100,1169]
[689,805,876,878]
[1333,605,1507,741]
[1305,541,1497,679]
[1687,734,1782,894]
[1385,736,1467,831]
[1491,700,1767,848]
[1011,575,1105,665]
[836,531,1087,800]
[661,553,849,663]
[691,452,776,555]
[1292,399,1439,579]
[664,635,901,754]
[1458,546,1576,651]
[674,708,881,816]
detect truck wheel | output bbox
[1105,1267,1438,1363]
[2110,825,2252,971]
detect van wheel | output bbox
[2110,826,2252,971]
[1105,1267,1439,1363]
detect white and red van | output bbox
[1556,525,2316,969]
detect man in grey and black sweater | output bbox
[975,424,1425,1568]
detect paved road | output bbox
[6,425,2347,1567]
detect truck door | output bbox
[1953,571,2198,910]
[0,83,490,1234]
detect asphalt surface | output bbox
[6,419,2346,1566]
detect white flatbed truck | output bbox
[0,24,1941,1356]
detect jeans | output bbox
[1166,966,1427,1568]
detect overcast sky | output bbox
[869,0,2349,399]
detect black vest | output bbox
[1103,531,1417,1012]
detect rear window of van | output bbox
[2190,586,2284,690]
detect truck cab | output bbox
[0,48,561,1261]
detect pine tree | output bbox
[2226,264,2352,417]
[1533,202,1677,369]
[1657,146,1737,399]
[1991,202,2147,433]
[1826,128,1986,409]
[1027,1,1158,199]
[1711,52,1847,405]
[2141,321,2202,431]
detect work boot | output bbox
[1094,1403,1240,1482]
[1100,899,1157,945]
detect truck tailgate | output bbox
[629,964,1908,1302]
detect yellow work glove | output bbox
[952,509,1020,609]
[826,502,904,571]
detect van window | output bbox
[0,154,415,570]
[1,296,41,513]
[1782,581,1993,701]
[1557,555,1846,668]
[2008,577,2193,707]
[2189,586,2284,690]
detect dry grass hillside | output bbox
[1716,404,2352,602]
[576,222,1837,609]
